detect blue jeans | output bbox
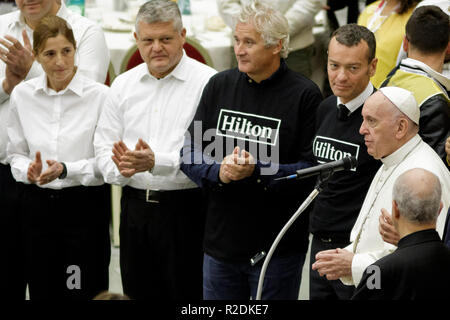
[203,252,305,300]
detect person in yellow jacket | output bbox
[380,5,450,169]
[358,0,421,88]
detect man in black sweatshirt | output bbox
[309,24,381,300]
[181,1,322,300]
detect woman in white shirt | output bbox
[6,15,110,300]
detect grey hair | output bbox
[393,168,442,224]
[237,0,290,58]
[135,0,183,35]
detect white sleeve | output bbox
[152,150,182,177]
[6,90,32,183]
[284,0,326,37]
[341,244,396,287]
[94,89,130,186]
[76,23,110,83]
[64,158,102,186]
[216,0,243,28]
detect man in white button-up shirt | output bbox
[0,0,109,300]
[94,0,216,300]
[312,87,450,288]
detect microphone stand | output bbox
[255,170,334,300]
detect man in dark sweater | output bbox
[309,24,381,300]
[352,168,450,300]
[180,1,322,300]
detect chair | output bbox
[119,36,214,74]
[184,36,214,68]
[104,62,116,86]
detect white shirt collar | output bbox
[337,82,374,114]
[34,69,84,97]
[139,51,189,82]
[401,58,450,91]
[381,134,422,168]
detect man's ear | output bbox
[368,57,378,77]
[273,39,282,56]
[395,117,410,140]
[402,35,409,53]
[180,27,187,45]
[392,200,401,220]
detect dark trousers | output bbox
[0,164,26,299]
[120,187,206,300]
[203,252,305,300]
[22,184,111,300]
[309,233,355,300]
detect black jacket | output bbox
[352,229,450,300]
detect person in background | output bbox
[94,0,216,300]
[6,15,110,300]
[181,0,322,300]
[312,87,450,289]
[216,0,326,78]
[309,24,380,300]
[0,0,109,299]
[325,1,360,31]
[352,168,450,300]
[358,0,421,88]
[394,0,450,78]
[380,5,449,168]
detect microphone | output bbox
[278,156,358,180]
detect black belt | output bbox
[122,186,198,204]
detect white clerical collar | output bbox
[381,134,422,168]
[337,82,374,114]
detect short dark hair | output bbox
[330,24,376,63]
[406,5,449,54]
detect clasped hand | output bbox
[112,138,155,178]
[219,146,256,183]
[27,151,64,185]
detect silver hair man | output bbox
[393,168,443,224]
[135,0,183,34]
[238,0,290,58]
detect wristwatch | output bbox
[58,162,67,179]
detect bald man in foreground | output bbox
[352,168,450,299]
[312,87,450,288]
